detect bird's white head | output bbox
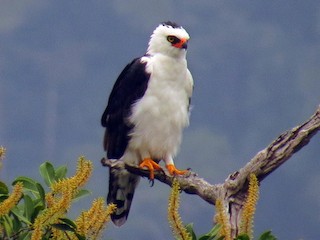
[147,21,190,58]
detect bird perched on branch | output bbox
[101,21,193,226]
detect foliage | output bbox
[235,231,277,240]
[214,174,260,240]
[169,176,277,240]
[186,226,276,240]
[185,223,223,240]
[0,148,279,240]
[0,157,116,240]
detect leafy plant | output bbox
[0,157,116,240]
[185,223,223,240]
[168,177,277,240]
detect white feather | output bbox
[106,22,193,226]
[124,24,193,166]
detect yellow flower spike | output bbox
[32,185,74,239]
[71,156,93,188]
[240,173,260,239]
[168,178,192,240]
[51,157,93,194]
[81,198,102,237]
[32,157,93,240]
[93,202,117,238]
[0,146,5,169]
[52,226,65,240]
[75,199,116,239]
[215,199,231,240]
[0,146,5,159]
[31,225,42,240]
[105,202,117,221]
[45,192,55,208]
[88,199,104,230]
[75,212,87,236]
[0,182,23,216]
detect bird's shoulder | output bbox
[101,56,150,127]
[111,57,150,94]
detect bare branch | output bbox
[224,105,320,193]
[101,105,320,237]
[102,105,320,201]
[101,158,221,204]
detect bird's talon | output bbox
[139,158,163,180]
[166,164,189,176]
[149,179,155,187]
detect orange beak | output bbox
[173,38,188,49]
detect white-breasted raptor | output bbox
[101,21,193,226]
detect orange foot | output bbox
[139,158,163,180]
[166,164,189,176]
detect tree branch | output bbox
[101,105,320,236]
[101,158,221,204]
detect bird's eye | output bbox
[167,35,178,43]
[167,36,174,43]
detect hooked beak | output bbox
[173,38,188,49]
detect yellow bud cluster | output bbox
[31,157,93,240]
[168,178,192,240]
[75,198,116,239]
[0,182,23,216]
[214,199,231,240]
[240,173,260,239]
[0,146,6,169]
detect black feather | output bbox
[162,21,181,28]
[101,57,150,159]
[107,168,140,226]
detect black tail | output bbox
[107,167,140,226]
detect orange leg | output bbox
[166,164,188,176]
[139,158,163,180]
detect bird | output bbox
[101,21,193,226]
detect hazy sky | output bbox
[1,1,320,239]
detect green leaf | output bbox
[12,177,39,196]
[206,224,221,237]
[19,231,32,240]
[59,218,77,229]
[0,181,9,194]
[11,212,23,234]
[258,231,277,240]
[55,165,68,180]
[235,234,250,240]
[185,223,197,240]
[36,182,46,206]
[0,194,9,202]
[32,205,45,222]
[10,206,32,225]
[75,232,86,240]
[199,224,221,240]
[39,162,56,187]
[2,214,14,236]
[23,195,34,221]
[199,236,210,240]
[51,223,76,232]
[73,189,91,201]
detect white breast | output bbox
[128,54,193,161]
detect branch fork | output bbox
[101,105,320,237]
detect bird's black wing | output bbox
[101,57,150,159]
